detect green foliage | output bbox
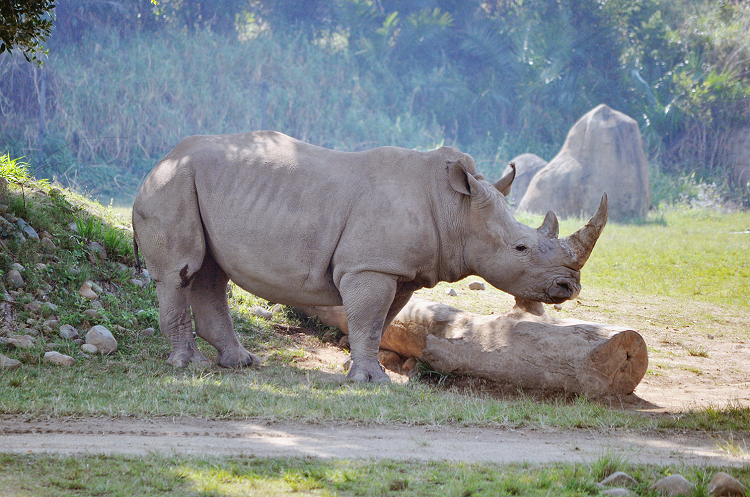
[0,0,747,205]
[0,0,55,64]
[0,153,35,183]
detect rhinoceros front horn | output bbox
[563,193,609,270]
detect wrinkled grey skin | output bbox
[132,131,607,382]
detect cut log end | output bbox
[578,329,649,396]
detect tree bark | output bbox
[296,297,648,396]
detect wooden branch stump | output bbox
[297,297,648,396]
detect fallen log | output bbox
[297,298,648,396]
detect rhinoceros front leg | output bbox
[189,253,260,368]
[339,272,410,383]
[155,282,211,369]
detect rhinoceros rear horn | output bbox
[493,162,515,196]
[537,211,559,239]
[564,193,608,270]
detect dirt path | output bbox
[2,416,748,467]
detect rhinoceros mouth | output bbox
[545,277,581,304]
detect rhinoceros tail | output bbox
[133,237,142,274]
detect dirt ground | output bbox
[2,289,749,466]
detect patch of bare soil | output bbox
[2,416,748,467]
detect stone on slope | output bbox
[0,353,21,370]
[85,325,118,355]
[43,351,75,366]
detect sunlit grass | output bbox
[515,207,750,307]
[0,452,748,497]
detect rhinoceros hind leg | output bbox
[156,282,211,369]
[189,252,260,368]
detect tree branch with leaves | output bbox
[0,0,56,65]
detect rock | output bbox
[600,472,637,488]
[22,225,39,241]
[468,281,486,291]
[378,349,404,372]
[59,324,80,340]
[8,335,35,349]
[402,357,418,374]
[445,287,457,296]
[24,301,42,313]
[502,153,548,206]
[81,343,98,354]
[41,237,56,250]
[519,104,650,221]
[0,353,21,370]
[7,269,25,288]
[16,220,38,240]
[271,303,284,314]
[140,327,155,337]
[78,281,98,300]
[251,306,273,320]
[44,302,58,312]
[85,325,118,355]
[90,281,104,294]
[650,475,695,496]
[73,339,84,345]
[0,177,6,191]
[84,309,103,320]
[708,472,747,497]
[88,241,107,260]
[69,221,78,233]
[129,278,145,288]
[338,334,349,349]
[602,489,632,497]
[45,343,62,351]
[43,351,75,366]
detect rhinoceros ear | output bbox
[447,160,481,196]
[493,162,515,197]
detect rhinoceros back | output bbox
[134,131,449,307]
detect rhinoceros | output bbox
[132,131,607,382]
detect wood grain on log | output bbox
[297,298,648,396]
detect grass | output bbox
[0,452,747,497]
[2,156,750,493]
[1,156,749,430]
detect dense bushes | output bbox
[0,0,748,205]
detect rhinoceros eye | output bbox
[515,244,528,252]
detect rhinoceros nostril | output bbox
[557,282,572,293]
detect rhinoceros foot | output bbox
[167,347,211,369]
[347,361,391,383]
[216,347,260,368]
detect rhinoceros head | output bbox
[448,161,608,304]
